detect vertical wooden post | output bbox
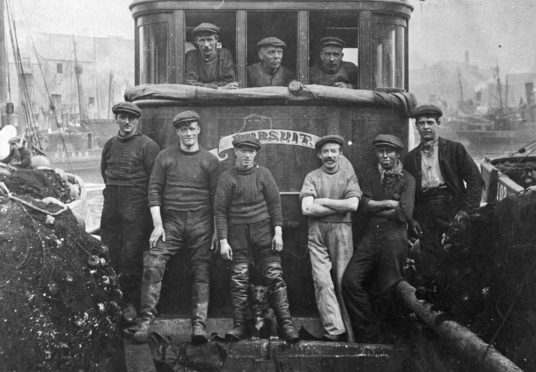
[236,11,247,87]
[297,11,309,84]
[174,10,186,84]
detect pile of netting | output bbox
[494,159,536,188]
[412,189,536,371]
[0,169,122,371]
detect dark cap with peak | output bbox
[8,136,21,144]
[232,135,261,150]
[112,102,141,118]
[319,37,345,49]
[172,110,201,127]
[411,104,443,119]
[192,23,220,36]
[372,134,404,151]
[257,37,287,49]
[315,135,345,151]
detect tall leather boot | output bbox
[191,261,210,344]
[264,261,299,344]
[132,253,166,344]
[225,263,249,342]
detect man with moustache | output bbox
[342,134,415,343]
[215,135,299,344]
[133,110,220,344]
[309,37,358,89]
[404,105,483,287]
[100,102,160,326]
[247,37,303,95]
[185,23,238,89]
[300,135,361,342]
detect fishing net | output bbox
[0,169,122,371]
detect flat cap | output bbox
[192,23,220,36]
[319,36,345,49]
[232,135,261,150]
[315,135,345,151]
[411,104,443,119]
[172,110,201,127]
[112,102,141,118]
[372,134,404,151]
[257,37,287,49]
[8,136,21,144]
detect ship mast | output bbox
[72,36,87,127]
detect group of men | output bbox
[184,22,358,91]
[100,101,483,345]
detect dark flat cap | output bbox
[8,136,21,144]
[315,135,345,151]
[112,102,141,118]
[192,23,220,36]
[372,134,404,151]
[232,135,261,150]
[257,37,286,49]
[319,37,345,49]
[411,104,443,119]
[172,110,201,127]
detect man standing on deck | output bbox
[300,135,361,342]
[404,104,483,290]
[1,136,32,169]
[247,37,303,95]
[133,110,220,344]
[100,102,160,326]
[185,23,239,89]
[309,37,358,89]
[342,134,415,343]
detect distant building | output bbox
[7,29,134,132]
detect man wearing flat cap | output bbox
[403,104,483,290]
[215,135,299,343]
[100,102,160,327]
[247,37,304,95]
[1,136,32,168]
[134,110,220,345]
[185,23,238,89]
[309,37,358,89]
[342,134,415,343]
[300,134,361,342]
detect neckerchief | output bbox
[378,161,404,191]
[421,139,438,155]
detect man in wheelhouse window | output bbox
[247,37,303,95]
[309,37,357,89]
[185,23,238,89]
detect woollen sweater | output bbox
[214,164,283,239]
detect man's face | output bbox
[115,112,139,136]
[320,46,344,73]
[317,142,342,171]
[195,33,218,58]
[375,146,400,170]
[234,146,257,169]
[176,121,200,148]
[258,46,284,70]
[415,115,440,142]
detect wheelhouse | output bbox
[128,0,414,319]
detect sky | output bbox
[10,0,536,74]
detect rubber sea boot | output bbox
[132,253,166,344]
[191,261,210,345]
[225,263,249,342]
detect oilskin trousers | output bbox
[227,220,294,337]
[342,222,407,343]
[100,185,152,309]
[139,208,212,330]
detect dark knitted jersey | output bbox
[148,147,220,211]
[214,165,283,239]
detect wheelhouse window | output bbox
[139,22,168,84]
[309,12,359,87]
[246,11,298,85]
[185,11,237,58]
[373,17,406,90]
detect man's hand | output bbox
[409,220,423,237]
[272,231,283,252]
[386,200,400,209]
[453,209,469,224]
[210,232,219,251]
[288,80,304,95]
[219,82,240,90]
[150,224,165,248]
[219,239,233,261]
[333,82,349,89]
